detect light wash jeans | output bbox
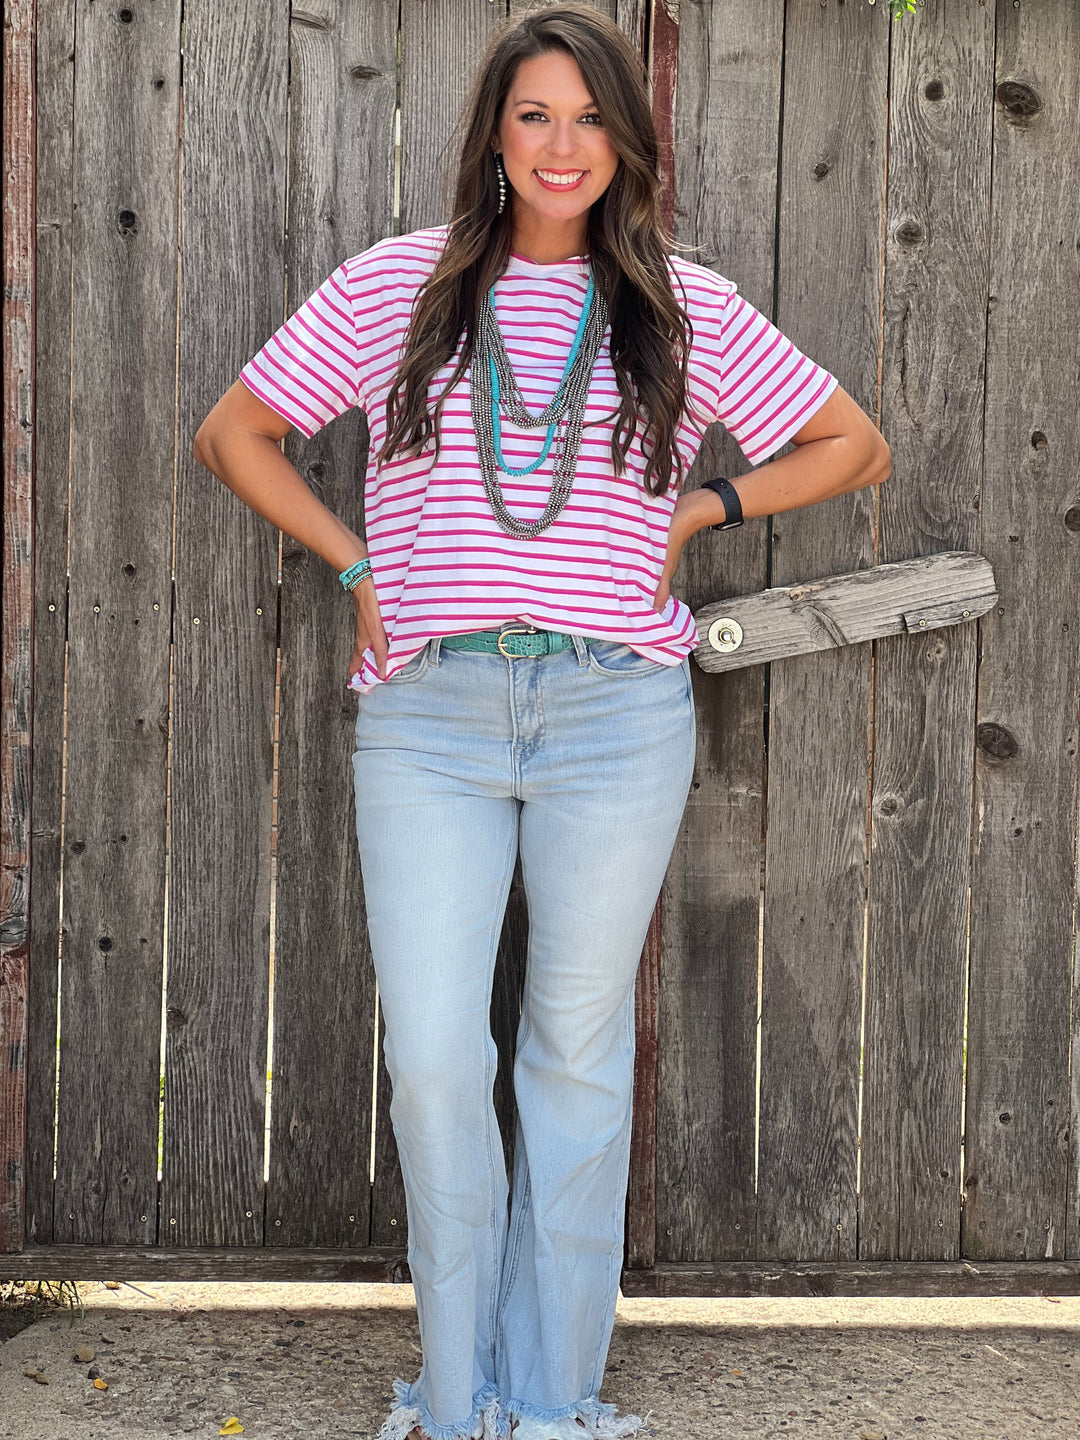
[351,625,697,1440]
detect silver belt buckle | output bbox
[497,624,539,658]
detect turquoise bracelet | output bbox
[340,558,373,592]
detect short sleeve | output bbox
[676,260,839,468]
[711,289,838,466]
[238,259,363,438]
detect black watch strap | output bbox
[701,476,744,530]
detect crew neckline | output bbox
[507,248,590,270]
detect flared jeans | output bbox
[350,626,697,1440]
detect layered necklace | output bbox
[469,263,609,539]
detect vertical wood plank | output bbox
[615,0,672,1273]
[267,1,396,1251]
[964,0,1080,1261]
[756,0,887,1263]
[25,0,75,1249]
[0,0,36,1254]
[167,0,284,1245]
[647,0,676,243]
[859,2,995,1263]
[654,0,784,1266]
[51,0,180,1245]
[614,0,648,58]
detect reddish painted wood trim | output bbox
[650,0,679,242]
[625,0,680,1272]
[0,0,36,1254]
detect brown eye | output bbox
[519,110,602,124]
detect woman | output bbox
[194,6,890,1439]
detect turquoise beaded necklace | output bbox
[470,262,608,538]
[488,273,596,476]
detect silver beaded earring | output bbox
[493,150,507,215]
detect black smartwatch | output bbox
[701,476,744,530]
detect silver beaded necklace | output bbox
[469,265,609,539]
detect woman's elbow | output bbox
[854,433,891,491]
[870,439,891,484]
[193,416,221,469]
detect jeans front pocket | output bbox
[385,641,432,684]
[353,642,433,751]
[585,638,670,677]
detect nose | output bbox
[544,120,580,160]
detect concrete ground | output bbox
[0,1281,1077,1440]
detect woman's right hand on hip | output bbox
[349,579,389,682]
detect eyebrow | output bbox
[514,99,598,108]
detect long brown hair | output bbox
[376,3,714,499]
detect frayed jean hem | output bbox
[377,1378,509,1440]
[504,1394,651,1440]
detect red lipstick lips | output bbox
[533,168,588,192]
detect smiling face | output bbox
[493,49,620,263]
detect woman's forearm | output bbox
[654,431,889,606]
[683,432,890,535]
[193,426,368,575]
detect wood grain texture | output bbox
[964,0,1080,1262]
[756,0,887,1264]
[4,1245,1077,1295]
[48,0,180,1247]
[268,1,396,1252]
[24,0,75,1252]
[655,0,783,1265]
[0,0,35,1254]
[619,1257,1080,1299]
[12,0,1078,1286]
[691,553,997,673]
[646,0,676,243]
[166,0,284,1246]
[859,3,995,1265]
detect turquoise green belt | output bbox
[441,624,596,658]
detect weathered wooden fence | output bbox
[2,0,1078,1295]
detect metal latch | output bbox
[708,617,743,654]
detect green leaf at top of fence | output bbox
[872,0,920,17]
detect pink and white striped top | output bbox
[238,224,838,692]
